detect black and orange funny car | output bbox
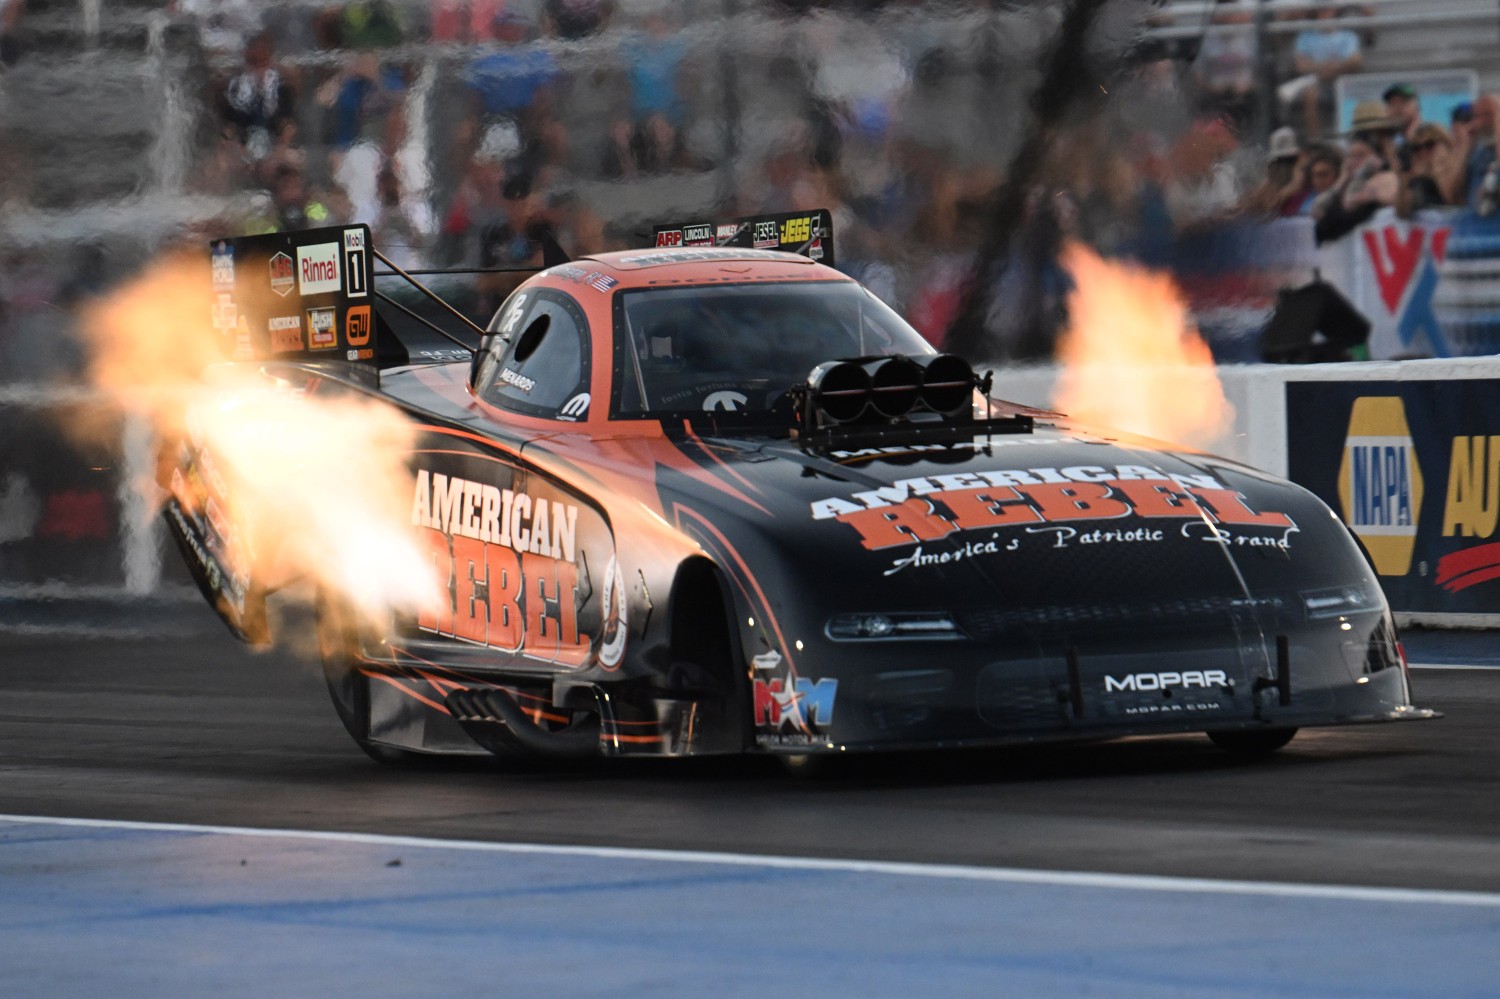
[165,212,1434,765]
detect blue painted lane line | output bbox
[2,817,1498,998]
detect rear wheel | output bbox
[316,594,428,765]
[1206,727,1298,757]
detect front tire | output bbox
[1206,727,1298,757]
[316,594,427,765]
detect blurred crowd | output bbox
[4,0,1496,376]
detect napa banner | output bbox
[1286,378,1500,621]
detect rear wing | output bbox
[211,225,382,366]
[651,209,835,268]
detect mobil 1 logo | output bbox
[343,227,368,298]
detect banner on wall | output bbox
[1286,378,1500,621]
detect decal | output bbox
[752,220,779,249]
[587,272,617,293]
[596,556,627,669]
[212,293,237,330]
[702,390,747,412]
[682,223,713,247]
[345,304,372,346]
[296,241,341,295]
[559,393,590,421]
[1104,670,1229,692]
[778,215,812,246]
[1337,397,1422,575]
[809,234,824,260]
[549,265,617,294]
[233,315,253,360]
[306,307,336,349]
[410,469,589,666]
[500,367,535,392]
[715,222,740,242]
[655,229,684,247]
[753,672,838,747]
[342,227,367,298]
[211,241,235,288]
[268,251,294,297]
[268,315,302,353]
[499,293,527,334]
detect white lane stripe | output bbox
[3,813,1499,909]
[1409,664,1500,671]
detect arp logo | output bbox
[1338,396,1423,575]
[655,229,683,247]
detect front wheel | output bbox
[1206,727,1298,757]
[316,595,428,765]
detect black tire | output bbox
[1206,727,1298,757]
[315,594,428,766]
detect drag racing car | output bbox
[165,211,1434,766]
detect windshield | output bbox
[614,281,934,419]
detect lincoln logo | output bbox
[1104,670,1229,692]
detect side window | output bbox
[478,290,591,420]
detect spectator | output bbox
[1241,126,1304,217]
[462,11,560,166]
[1311,106,1397,243]
[1294,143,1342,215]
[1451,93,1499,209]
[266,163,332,232]
[219,31,295,163]
[1397,122,1454,216]
[1383,81,1423,146]
[1191,0,1257,130]
[603,12,699,178]
[1290,6,1363,140]
[545,0,613,40]
[318,52,404,156]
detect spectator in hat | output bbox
[1311,106,1397,243]
[1241,126,1305,217]
[1383,82,1424,145]
[1450,93,1500,208]
[1291,6,1363,139]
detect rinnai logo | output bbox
[296,242,341,295]
[1104,670,1229,692]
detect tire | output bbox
[316,594,428,766]
[1206,727,1298,757]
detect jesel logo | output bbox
[1437,435,1500,593]
[410,469,589,665]
[1338,397,1423,575]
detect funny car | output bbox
[165,211,1434,765]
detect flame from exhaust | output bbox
[1051,243,1232,447]
[80,253,439,631]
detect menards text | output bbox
[809,465,1293,550]
[411,469,587,664]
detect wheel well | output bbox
[669,557,734,670]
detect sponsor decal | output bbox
[212,293,237,331]
[1437,435,1500,593]
[655,229,684,247]
[499,293,527,334]
[715,222,740,242]
[752,220,779,249]
[500,367,535,392]
[410,470,589,665]
[549,265,617,293]
[778,215,812,246]
[682,223,713,247]
[1104,670,1229,692]
[306,307,336,349]
[342,228,367,298]
[296,241,341,295]
[809,465,1297,572]
[211,241,235,288]
[702,390,747,412]
[268,252,294,297]
[587,272,617,293]
[596,556,627,669]
[268,315,302,353]
[345,304,372,346]
[753,669,839,747]
[559,392,590,421]
[1337,397,1422,575]
[233,315,253,360]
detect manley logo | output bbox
[1337,396,1423,575]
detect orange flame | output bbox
[80,253,439,632]
[1051,243,1232,447]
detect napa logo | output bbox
[1337,397,1423,576]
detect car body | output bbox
[166,216,1435,764]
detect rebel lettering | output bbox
[1113,480,1206,518]
[1188,488,1294,527]
[935,486,1043,530]
[1018,482,1132,521]
[836,499,958,551]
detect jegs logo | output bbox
[410,469,592,666]
[778,215,812,246]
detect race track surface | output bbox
[3,602,1497,893]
